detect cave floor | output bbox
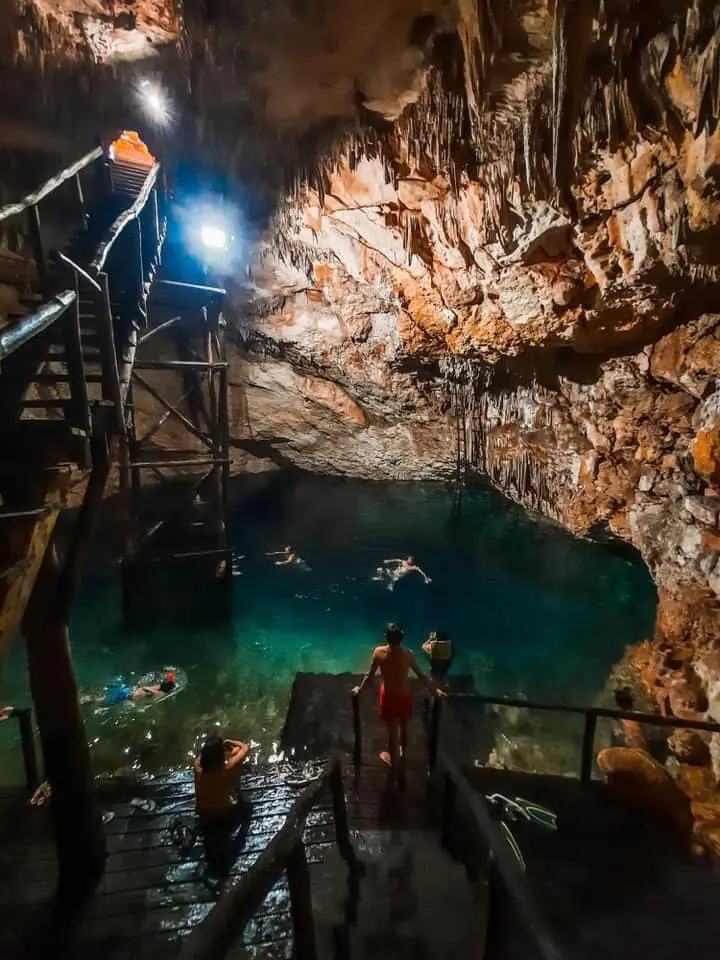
[0,672,717,959]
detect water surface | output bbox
[0,475,656,783]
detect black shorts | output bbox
[430,659,451,681]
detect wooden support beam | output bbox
[137,314,181,345]
[132,371,215,450]
[129,457,230,469]
[134,360,228,371]
[0,500,62,662]
[128,466,214,552]
[136,387,192,446]
[23,545,105,898]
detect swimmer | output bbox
[81,671,177,706]
[383,555,432,591]
[0,705,14,722]
[273,545,310,570]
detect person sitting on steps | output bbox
[194,734,252,881]
[353,624,441,778]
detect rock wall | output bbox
[222,2,720,723]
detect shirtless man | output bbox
[383,555,431,591]
[269,545,309,569]
[352,624,441,774]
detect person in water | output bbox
[271,545,309,569]
[83,671,177,705]
[383,555,431,591]
[0,705,13,722]
[422,631,454,683]
[353,624,441,774]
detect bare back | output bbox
[374,644,415,695]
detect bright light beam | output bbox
[200,225,228,251]
[138,79,170,125]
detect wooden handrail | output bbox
[178,756,353,960]
[54,251,102,293]
[441,692,720,733]
[0,147,103,222]
[430,693,720,786]
[437,756,563,960]
[89,163,160,274]
[0,290,76,362]
[0,707,39,789]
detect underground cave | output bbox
[0,2,719,959]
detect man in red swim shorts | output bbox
[353,624,440,774]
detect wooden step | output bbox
[30,373,105,384]
[17,398,71,409]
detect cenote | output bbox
[0,474,656,785]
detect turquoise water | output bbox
[0,475,656,783]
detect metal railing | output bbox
[436,755,563,960]
[177,756,355,960]
[0,146,104,290]
[428,693,720,784]
[351,689,564,960]
[0,707,39,790]
[89,162,160,275]
[0,290,76,364]
[0,147,103,223]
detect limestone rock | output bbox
[668,729,711,767]
[684,495,720,528]
[596,746,693,840]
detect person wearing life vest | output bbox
[422,630,454,683]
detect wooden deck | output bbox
[0,766,336,959]
[0,672,484,959]
[2,671,716,960]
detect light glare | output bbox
[138,79,170,125]
[200,225,228,250]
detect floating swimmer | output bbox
[382,555,432,591]
[82,667,185,709]
[270,545,311,571]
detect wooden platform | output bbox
[462,767,720,960]
[3,672,715,960]
[0,766,334,959]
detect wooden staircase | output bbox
[0,141,166,657]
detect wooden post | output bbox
[218,364,231,579]
[441,770,457,852]
[352,692,362,765]
[483,854,508,960]
[64,276,91,436]
[329,762,353,862]
[74,172,87,229]
[428,695,442,770]
[98,273,126,437]
[580,711,597,786]
[26,204,48,291]
[286,841,317,960]
[135,217,145,321]
[22,545,105,897]
[14,708,39,790]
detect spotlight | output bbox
[200,224,228,251]
[137,78,170,126]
